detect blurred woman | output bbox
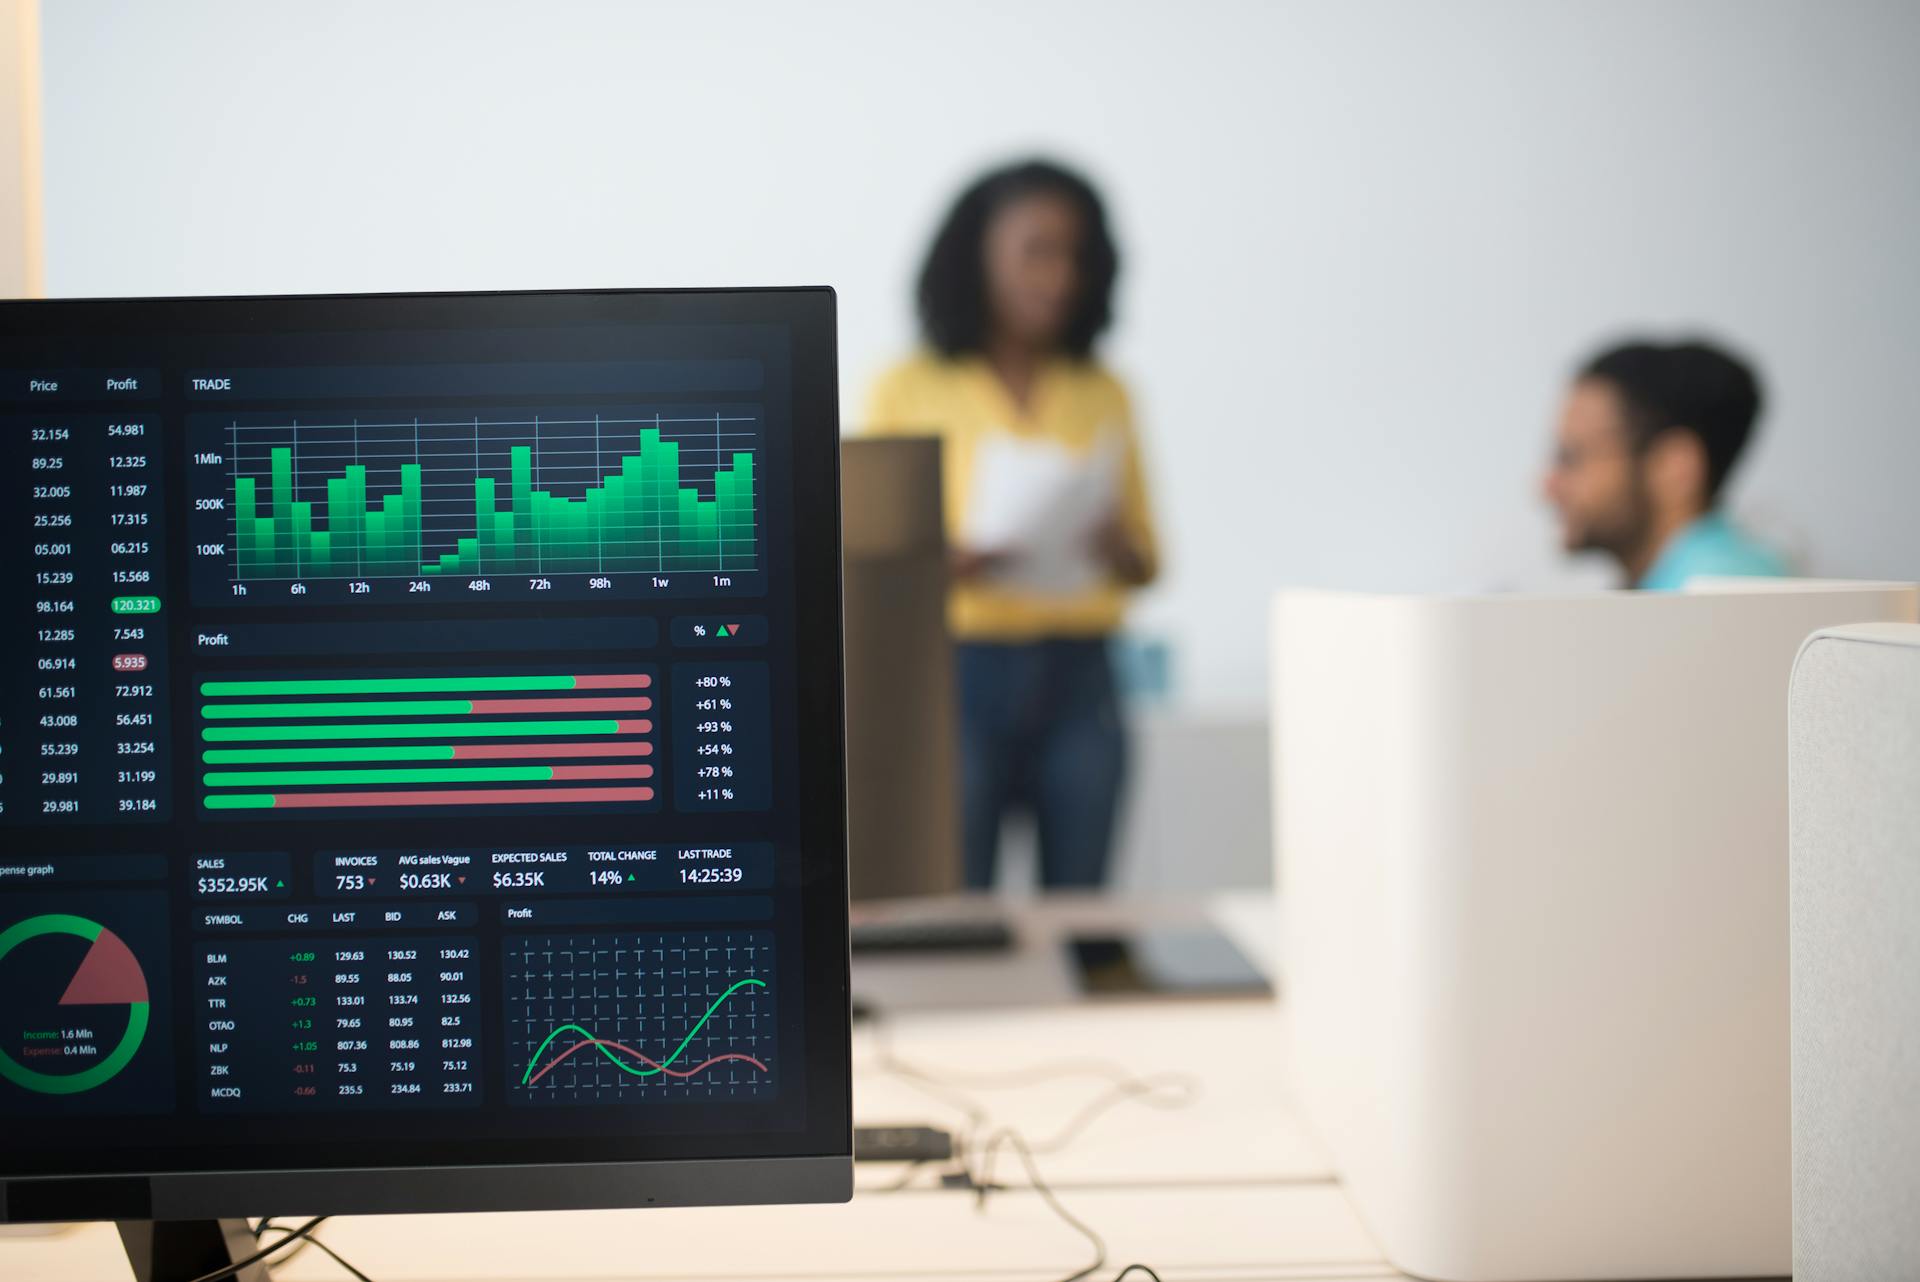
[866,159,1158,889]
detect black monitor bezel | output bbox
[0,287,852,1218]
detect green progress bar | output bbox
[203,795,276,810]
[201,675,579,697]
[202,719,621,743]
[204,746,458,764]
[203,699,476,720]
[203,766,554,787]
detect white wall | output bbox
[42,0,1920,711]
[0,0,41,297]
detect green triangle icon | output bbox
[627,873,636,882]
[276,880,286,888]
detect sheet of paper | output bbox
[961,430,1123,595]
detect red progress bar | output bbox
[466,697,652,714]
[548,764,654,781]
[267,786,653,808]
[452,742,654,759]
[614,720,652,735]
[572,674,653,690]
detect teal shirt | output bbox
[1637,511,1790,590]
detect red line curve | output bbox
[525,1039,769,1086]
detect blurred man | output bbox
[1544,339,1788,588]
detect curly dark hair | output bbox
[915,158,1119,359]
[1580,339,1764,500]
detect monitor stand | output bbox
[117,1219,270,1282]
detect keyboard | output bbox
[848,916,1016,954]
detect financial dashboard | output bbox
[0,289,849,1185]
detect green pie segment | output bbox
[0,913,151,1096]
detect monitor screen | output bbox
[0,289,851,1220]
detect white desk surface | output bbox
[3,894,1407,1282]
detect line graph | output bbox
[505,931,773,1104]
[521,979,770,1085]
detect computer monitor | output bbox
[0,289,853,1274]
[839,437,961,902]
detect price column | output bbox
[0,414,170,825]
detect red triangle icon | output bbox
[59,927,148,1006]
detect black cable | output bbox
[874,1156,932,1192]
[252,1218,313,1270]
[180,1215,327,1282]
[226,1005,1168,1282]
[254,1217,377,1282]
[867,1003,1198,1098]
[284,1231,377,1282]
[965,1129,1166,1282]
[863,1008,995,1167]
[1024,1073,1197,1154]
[863,1001,1199,1173]
[971,1128,1108,1282]
[249,1220,316,1266]
[861,1000,1175,1282]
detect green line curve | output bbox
[519,978,767,1086]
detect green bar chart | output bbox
[204,413,761,596]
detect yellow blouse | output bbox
[863,352,1158,642]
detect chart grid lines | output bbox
[504,931,774,1104]
[201,410,762,590]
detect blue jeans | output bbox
[955,638,1128,890]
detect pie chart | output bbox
[0,912,151,1095]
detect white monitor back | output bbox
[1272,580,1919,1282]
[1789,623,1920,1282]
